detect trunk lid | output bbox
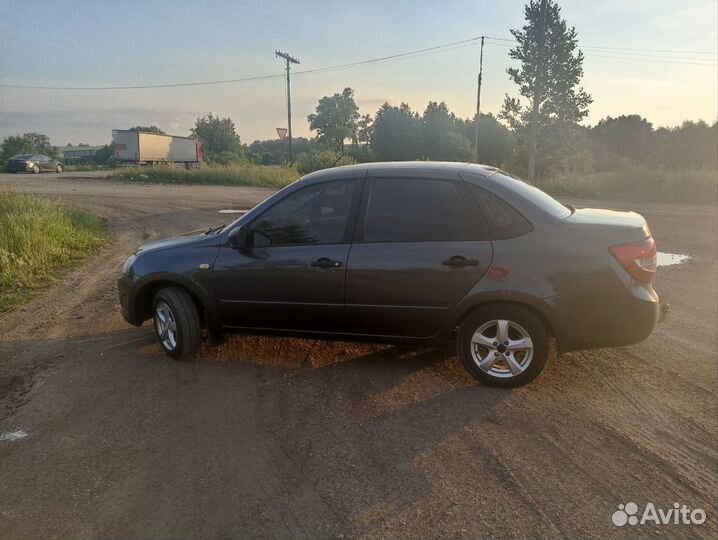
[564,207,651,244]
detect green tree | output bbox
[191,114,242,158]
[94,144,115,166]
[590,115,653,160]
[307,87,360,152]
[371,103,421,161]
[420,101,472,162]
[1,132,55,162]
[458,113,514,167]
[246,137,313,165]
[651,120,718,170]
[355,114,374,147]
[500,0,592,179]
[129,125,166,134]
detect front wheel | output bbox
[56,164,63,173]
[32,164,40,174]
[457,305,551,387]
[152,287,202,359]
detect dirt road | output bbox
[1,172,716,539]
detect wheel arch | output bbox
[452,298,560,350]
[133,277,208,327]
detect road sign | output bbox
[276,128,288,141]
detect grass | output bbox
[542,166,717,205]
[109,163,300,189]
[0,192,108,313]
[63,164,108,172]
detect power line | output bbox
[485,40,717,66]
[0,37,484,91]
[0,73,285,91]
[1,34,714,91]
[484,35,718,56]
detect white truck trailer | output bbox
[112,130,203,167]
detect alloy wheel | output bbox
[470,319,534,378]
[155,301,178,351]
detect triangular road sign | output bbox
[276,128,288,141]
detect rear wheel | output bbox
[457,305,550,387]
[56,164,63,173]
[32,164,40,174]
[152,287,202,359]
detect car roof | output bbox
[298,161,499,183]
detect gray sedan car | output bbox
[118,162,665,387]
[4,154,64,173]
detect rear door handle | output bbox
[442,256,479,268]
[311,257,342,269]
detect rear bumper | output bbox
[549,284,661,353]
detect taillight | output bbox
[610,237,657,283]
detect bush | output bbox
[542,165,717,204]
[204,151,246,166]
[295,151,356,175]
[109,163,300,188]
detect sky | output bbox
[0,0,716,146]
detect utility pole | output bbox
[275,50,300,165]
[474,36,485,164]
[528,0,548,181]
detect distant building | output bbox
[59,145,101,164]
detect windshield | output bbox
[10,154,32,159]
[490,171,572,219]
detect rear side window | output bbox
[491,172,571,219]
[362,178,474,242]
[468,184,532,240]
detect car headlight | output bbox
[122,254,137,274]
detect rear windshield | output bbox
[10,154,32,159]
[490,171,571,219]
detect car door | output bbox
[212,178,361,333]
[35,155,49,170]
[346,174,494,338]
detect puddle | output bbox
[0,430,28,442]
[217,209,249,214]
[657,252,691,267]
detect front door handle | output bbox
[442,256,479,268]
[311,257,342,269]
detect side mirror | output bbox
[228,226,249,249]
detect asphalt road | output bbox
[1,172,716,539]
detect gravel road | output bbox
[1,172,716,539]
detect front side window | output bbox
[362,178,474,242]
[250,180,355,246]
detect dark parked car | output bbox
[118,162,665,386]
[4,154,64,173]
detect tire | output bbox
[56,164,63,173]
[457,304,550,388]
[32,164,40,174]
[152,287,202,359]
